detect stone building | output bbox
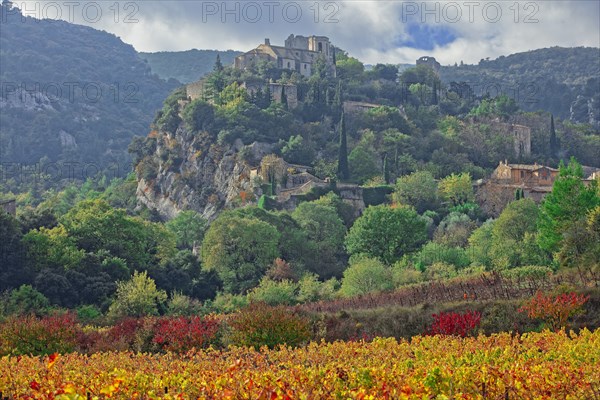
[491,161,558,186]
[416,56,441,73]
[0,198,16,216]
[475,161,600,216]
[235,35,336,77]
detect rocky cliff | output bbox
[134,122,275,220]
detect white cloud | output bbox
[16,0,600,64]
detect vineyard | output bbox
[297,270,597,313]
[1,329,598,399]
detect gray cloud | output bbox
[16,0,600,64]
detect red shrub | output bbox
[427,310,481,337]
[518,291,589,331]
[152,315,221,353]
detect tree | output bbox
[549,114,560,158]
[0,211,31,292]
[337,113,349,180]
[490,199,548,269]
[5,285,49,316]
[201,213,280,294]
[165,210,207,249]
[214,54,223,72]
[108,270,167,318]
[557,206,600,274]
[538,158,600,253]
[348,132,379,184]
[339,256,393,297]
[438,173,474,206]
[292,202,347,279]
[336,56,364,81]
[60,199,176,270]
[392,170,438,213]
[433,212,477,248]
[345,205,428,265]
[493,199,539,242]
[467,220,494,269]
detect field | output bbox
[1,329,599,399]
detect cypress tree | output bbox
[214,54,223,72]
[383,154,390,184]
[550,114,560,158]
[280,86,288,110]
[337,112,349,180]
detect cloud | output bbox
[15,0,600,64]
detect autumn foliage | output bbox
[519,290,590,331]
[1,330,598,398]
[427,310,482,337]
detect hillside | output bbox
[0,3,178,192]
[439,47,600,124]
[140,50,241,83]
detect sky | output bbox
[14,0,600,65]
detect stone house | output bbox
[0,198,16,216]
[491,161,558,186]
[235,35,336,77]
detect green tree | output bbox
[108,270,167,318]
[5,285,50,316]
[60,199,175,270]
[557,206,600,274]
[345,205,428,265]
[438,173,474,206]
[201,213,280,294]
[490,199,547,269]
[337,113,349,180]
[433,212,477,248]
[339,256,393,297]
[392,171,439,213]
[467,220,495,269]
[0,211,31,292]
[165,210,207,249]
[538,158,600,253]
[348,131,379,184]
[549,114,560,158]
[292,202,347,279]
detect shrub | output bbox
[247,278,299,306]
[229,303,311,349]
[297,274,337,303]
[4,285,49,316]
[518,291,589,331]
[339,256,393,297]
[501,265,553,280]
[152,316,221,353]
[166,292,204,316]
[0,313,81,356]
[427,310,481,337]
[76,305,102,324]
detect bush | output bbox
[247,278,299,306]
[339,256,393,297]
[519,291,589,331]
[0,313,81,356]
[427,310,482,337]
[362,185,394,206]
[152,316,221,353]
[166,292,205,316]
[4,285,49,316]
[501,265,553,280]
[229,303,311,349]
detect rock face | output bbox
[135,124,274,221]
